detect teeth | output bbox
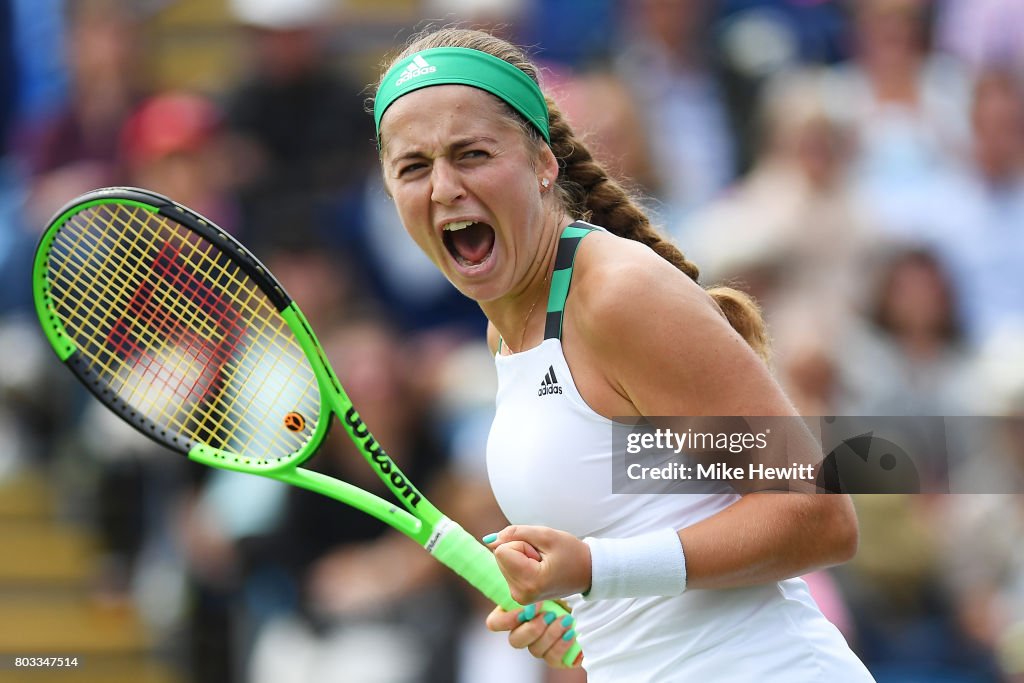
[443,220,475,232]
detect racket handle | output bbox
[428,518,583,668]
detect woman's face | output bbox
[881,256,951,337]
[379,84,556,303]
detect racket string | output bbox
[47,204,321,460]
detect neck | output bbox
[483,211,568,353]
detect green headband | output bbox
[374,46,551,146]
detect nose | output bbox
[430,161,466,205]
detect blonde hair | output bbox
[374,27,770,361]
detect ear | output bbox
[536,143,559,184]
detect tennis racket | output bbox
[32,186,582,667]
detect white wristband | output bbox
[582,528,687,601]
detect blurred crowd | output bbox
[1,0,1023,681]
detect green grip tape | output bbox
[429,520,583,668]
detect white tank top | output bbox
[486,225,875,682]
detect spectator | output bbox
[0,0,66,315]
[614,0,737,227]
[712,0,853,171]
[940,375,1024,680]
[685,67,876,322]
[937,0,1024,72]
[927,68,1024,348]
[840,247,975,416]
[120,91,240,234]
[226,0,376,251]
[838,493,1000,681]
[560,68,663,198]
[23,0,145,225]
[836,0,973,241]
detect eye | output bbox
[396,161,427,178]
[461,149,488,160]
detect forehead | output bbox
[379,84,523,156]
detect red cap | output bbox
[121,93,221,165]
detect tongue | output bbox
[450,223,495,264]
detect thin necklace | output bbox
[515,272,548,353]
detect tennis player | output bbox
[372,27,875,682]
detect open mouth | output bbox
[443,221,496,268]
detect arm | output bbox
[677,491,857,590]
[490,234,858,602]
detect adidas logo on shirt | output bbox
[396,55,437,86]
[538,365,563,396]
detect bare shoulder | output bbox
[570,230,721,340]
[567,230,790,417]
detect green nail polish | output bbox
[561,615,574,627]
[482,533,498,543]
[543,611,556,625]
[518,604,537,622]
[562,629,576,642]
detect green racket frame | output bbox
[32,187,582,667]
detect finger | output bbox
[505,604,549,649]
[542,636,576,669]
[486,603,539,633]
[501,524,557,545]
[543,636,578,669]
[485,605,517,632]
[483,529,543,561]
[526,609,569,659]
[495,540,542,565]
[542,615,579,669]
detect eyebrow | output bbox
[388,136,500,166]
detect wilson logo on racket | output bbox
[283,412,306,432]
[344,407,422,507]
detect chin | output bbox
[450,280,495,304]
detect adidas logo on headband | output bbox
[396,55,437,86]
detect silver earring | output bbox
[541,178,550,189]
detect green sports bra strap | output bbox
[544,221,602,341]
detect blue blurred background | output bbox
[1,1,1023,681]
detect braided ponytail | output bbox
[543,103,700,281]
